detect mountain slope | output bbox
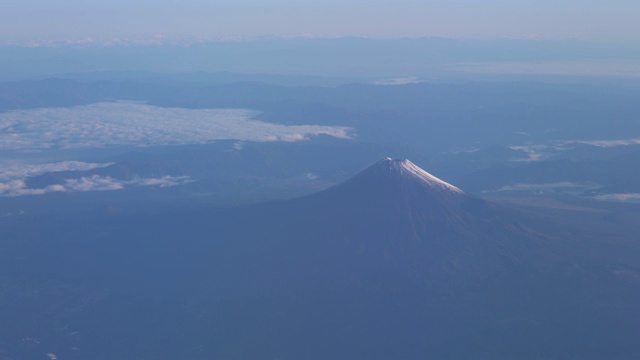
[264,158,568,276]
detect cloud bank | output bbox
[489,182,597,192]
[372,77,420,86]
[594,193,640,203]
[564,138,640,148]
[0,174,193,197]
[0,161,113,182]
[0,102,354,151]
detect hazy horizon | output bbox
[2,0,640,44]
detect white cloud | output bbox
[594,193,640,202]
[0,102,354,151]
[507,136,640,162]
[0,179,64,196]
[489,182,597,192]
[233,141,244,150]
[0,161,113,181]
[64,176,126,192]
[277,133,307,141]
[564,138,640,148]
[0,174,193,197]
[372,77,420,86]
[132,176,193,188]
[508,145,548,162]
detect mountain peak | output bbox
[370,157,464,194]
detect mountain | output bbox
[1,158,639,360]
[261,158,569,277]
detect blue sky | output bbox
[1,0,639,42]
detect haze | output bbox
[2,0,640,42]
[2,2,640,360]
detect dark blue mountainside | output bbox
[1,159,639,359]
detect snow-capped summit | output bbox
[333,157,467,201]
[371,157,464,194]
[305,157,474,224]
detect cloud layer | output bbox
[492,182,591,192]
[564,138,640,148]
[594,193,640,202]
[0,102,353,151]
[0,174,193,197]
[0,161,113,182]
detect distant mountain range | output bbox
[3,38,640,80]
[2,158,639,359]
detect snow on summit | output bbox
[377,158,464,194]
